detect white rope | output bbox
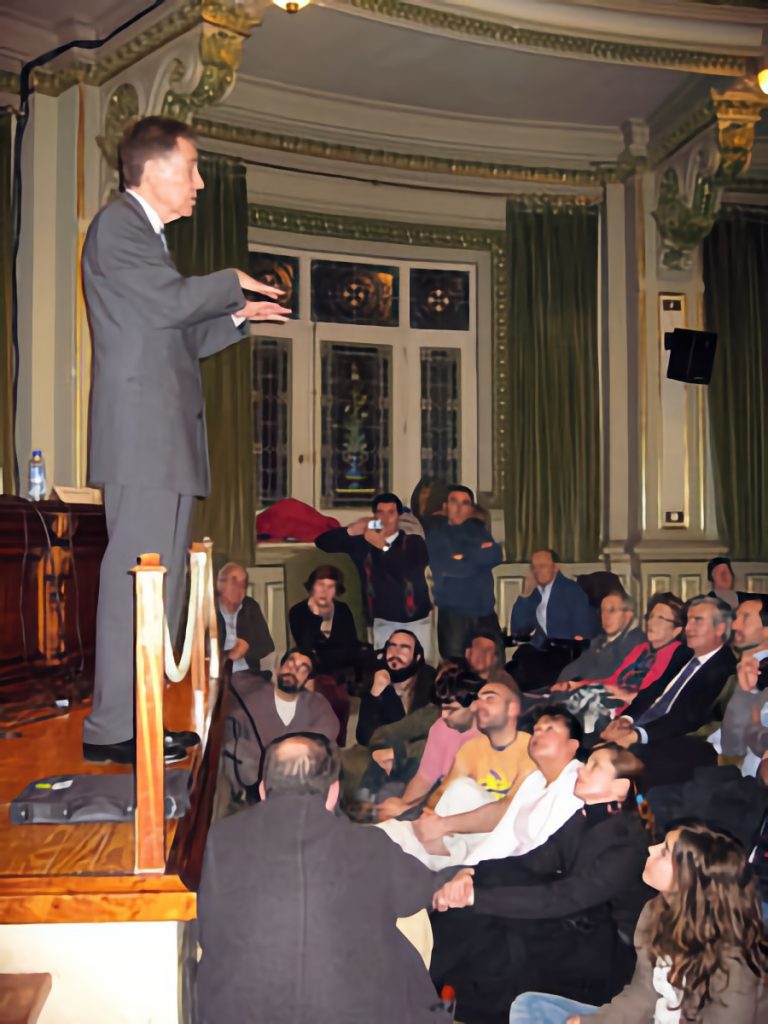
[163,543,221,683]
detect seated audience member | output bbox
[465,628,518,687]
[426,484,504,660]
[221,648,339,801]
[315,492,433,660]
[288,565,359,674]
[553,590,643,687]
[372,663,483,820]
[370,626,514,819]
[430,744,651,1022]
[288,565,360,745]
[392,705,584,868]
[215,562,274,677]
[197,733,457,1024]
[356,629,436,746]
[508,549,598,690]
[707,554,749,610]
[509,821,768,1024]
[721,595,768,773]
[601,595,736,788]
[379,679,534,864]
[537,593,684,734]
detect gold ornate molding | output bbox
[96,83,140,169]
[0,70,20,94]
[711,80,768,182]
[195,116,613,185]
[652,167,719,270]
[248,203,511,503]
[652,78,768,268]
[648,100,716,168]
[334,0,748,75]
[162,3,262,121]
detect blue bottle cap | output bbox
[32,449,42,457]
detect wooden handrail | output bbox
[132,541,222,875]
[131,554,166,875]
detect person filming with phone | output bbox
[316,492,433,661]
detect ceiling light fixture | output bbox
[272,0,311,11]
[759,66,768,96]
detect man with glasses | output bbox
[552,590,643,690]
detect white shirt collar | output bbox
[126,189,164,235]
[538,580,554,598]
[690,644,722,667]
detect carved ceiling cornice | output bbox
[195,114,616,186]
[329,0,750,75]
[0,0,262,98]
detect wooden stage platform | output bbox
[0,670,223,926]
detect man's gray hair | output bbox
[217,561,246,584]
[262,734,340,799]
[604,589,637,614]
[687,594,733,640]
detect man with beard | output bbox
[719,594,768,771]
[378,681,534,863]
[356,630,436,745]
[221,648,339,802]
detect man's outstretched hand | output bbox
[235,299,292,323]
[234,269,285,299]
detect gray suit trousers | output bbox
[83,484,193,745]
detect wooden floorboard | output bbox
[0,673,210,924]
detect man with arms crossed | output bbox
[82,117,290,764]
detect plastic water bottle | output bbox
[28,449,46,501]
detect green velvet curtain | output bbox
[0,112,15,494]
[504,200,600,562]
[166,152,254,567]
[702,205,768,560]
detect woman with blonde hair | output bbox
[509,821,768,1022]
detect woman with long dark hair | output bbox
[509,821,768,1022]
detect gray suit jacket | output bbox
[83,193,246,496]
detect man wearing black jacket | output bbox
[315,492,433,660]
[356,630,436,746]
[428,745,651,1024]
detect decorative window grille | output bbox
[421,348,460,482]
[252,338,290,505]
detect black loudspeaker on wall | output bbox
[664,328,718,385]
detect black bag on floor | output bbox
[9,770,192,824]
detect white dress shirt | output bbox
[126,190,245,325]
[536,580,554,635]
[220,603,249,673]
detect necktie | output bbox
[159,227,168,253]
[635,658,700,727]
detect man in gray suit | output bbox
[82,117,290,764]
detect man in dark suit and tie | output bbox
[82,117,290,764]
[600,595,737,786]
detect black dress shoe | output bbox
[164,728,200,749]
[83,739,135,765]
[83,737,189,765]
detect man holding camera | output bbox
[315,492,433,659]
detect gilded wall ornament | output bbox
[652,166,719,271]
[652,78,768,269]
[161,19,251,121]
[96,83,140,170]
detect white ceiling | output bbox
[244,5,690,127]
